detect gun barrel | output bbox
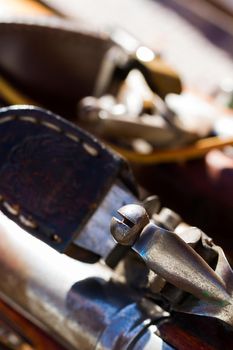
[0,212,171,350]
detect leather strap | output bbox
[0,105,135,252]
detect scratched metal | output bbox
[176,245,233,328]
[133,222,231,305]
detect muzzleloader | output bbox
[0,106,232,350]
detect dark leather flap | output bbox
[0,105,132,252]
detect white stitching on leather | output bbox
[83,142,99,156]
[18,116,37,123]
[41,121,62,132]
[0,195,56,238]
[0,116,15,124]
[0,114,99,156]
[19,214,38,229]
[2,201,20,216]
[0,113,101,240]
[0,196,37,229]
[65,132,80,142]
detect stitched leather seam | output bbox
[0,196,38,230]
[0,194,60,242]
[1,115,99,156]
[0,114,100,241]
[0,187,60,242]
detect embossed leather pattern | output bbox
[0,105,133,252]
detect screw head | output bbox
[110,204,149,246]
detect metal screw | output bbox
[110,204,149,246]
